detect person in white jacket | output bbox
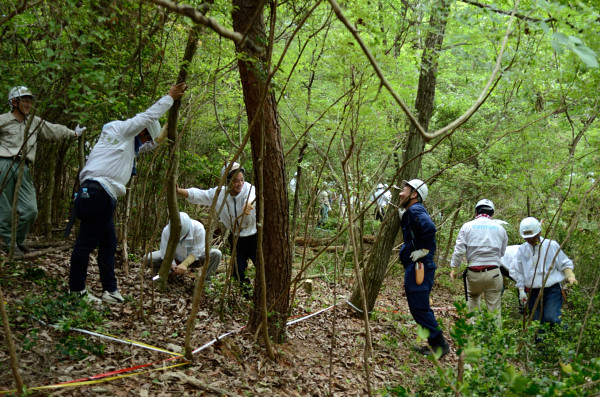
[515,217,577,326]
[372,183,392,221]
[0,86,85,256]
[450,199,508,324]
[146,212,221,284]
[177,162,256,290]
[69,82,187,304]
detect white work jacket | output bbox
[450,215,508,268]
[375,189,391,209]
[515,237,573,289]
[500,245,520,280]
[186,181,257,237]
[79,95,174,199]
[160,219,206,262]
[0,112,76,162]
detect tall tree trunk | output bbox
[232,0,292,343]
[349,0,449,313]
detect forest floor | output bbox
[0,234,464,397]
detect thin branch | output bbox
[145,0,264,54]
[327,0,520,141]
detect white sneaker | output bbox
[102,290,124,304]
[70,289,102,304]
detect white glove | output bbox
[410,249,429,262]
[519,289,527,305]
[75,124,86,137]
[398,208,406,219]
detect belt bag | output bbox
[415,262,424,285]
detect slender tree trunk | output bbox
[157,26,199,291]
[349,0,449,312]
[232,0,292,343]
[0,284,25,395]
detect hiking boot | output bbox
[102,290,124,304]
[71,289,102,305]
[414,334,450,358]
[413,345,432,355]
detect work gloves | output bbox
[563,268,578,285]
[172,254,196,275]
[410,248,429,262]
[75,124,86,137]
[398,208,406,219]
[519,288,527,305]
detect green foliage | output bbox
[390,296,600,396]
[19,292,108,361]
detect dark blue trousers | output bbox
[228,233,257,286]
[69,181,118,293]
[404,261,442,343]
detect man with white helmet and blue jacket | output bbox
[177,161,256,291]
[0,86,86,256]
[450,199,508,325]
[515,217,577,326]
[146,212,222,284]
[69,82,187,304]
[398,179,450,358]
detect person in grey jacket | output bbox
[177,162,256,289]
[0,86,85,255]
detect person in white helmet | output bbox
[145,212,222,285]
[176,161,256,293]
[372,183,392,221]
[0,86,86,256]
[515,217,577,326]
[450,199,508,325]
[68,82,187,304]
[398,179,450,358]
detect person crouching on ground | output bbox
[147,212,221,284]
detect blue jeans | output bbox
[528,283,563,325]
[69,181,118,293]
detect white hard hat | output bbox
[404,179,428,202]
[170,212,191,240]
[519,217,541,239]
[475,199,495,213]
[221,162,245,177]
[8,86,35,107]
[146,120,161,141]
[377,183,384,189]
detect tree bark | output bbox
[349,0,450,313]
[232,0,292,343]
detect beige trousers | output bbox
[466,267,503,326]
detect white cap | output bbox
[404,179,428,202]
[8,86,35,107]
[220,162,245,178]
[146,120,161,141]
[169,212,191,240]
[519,217,542,239]
[475,199,495,213]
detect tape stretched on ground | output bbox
[2,301,348,394]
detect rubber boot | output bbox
[424,333,450,358]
